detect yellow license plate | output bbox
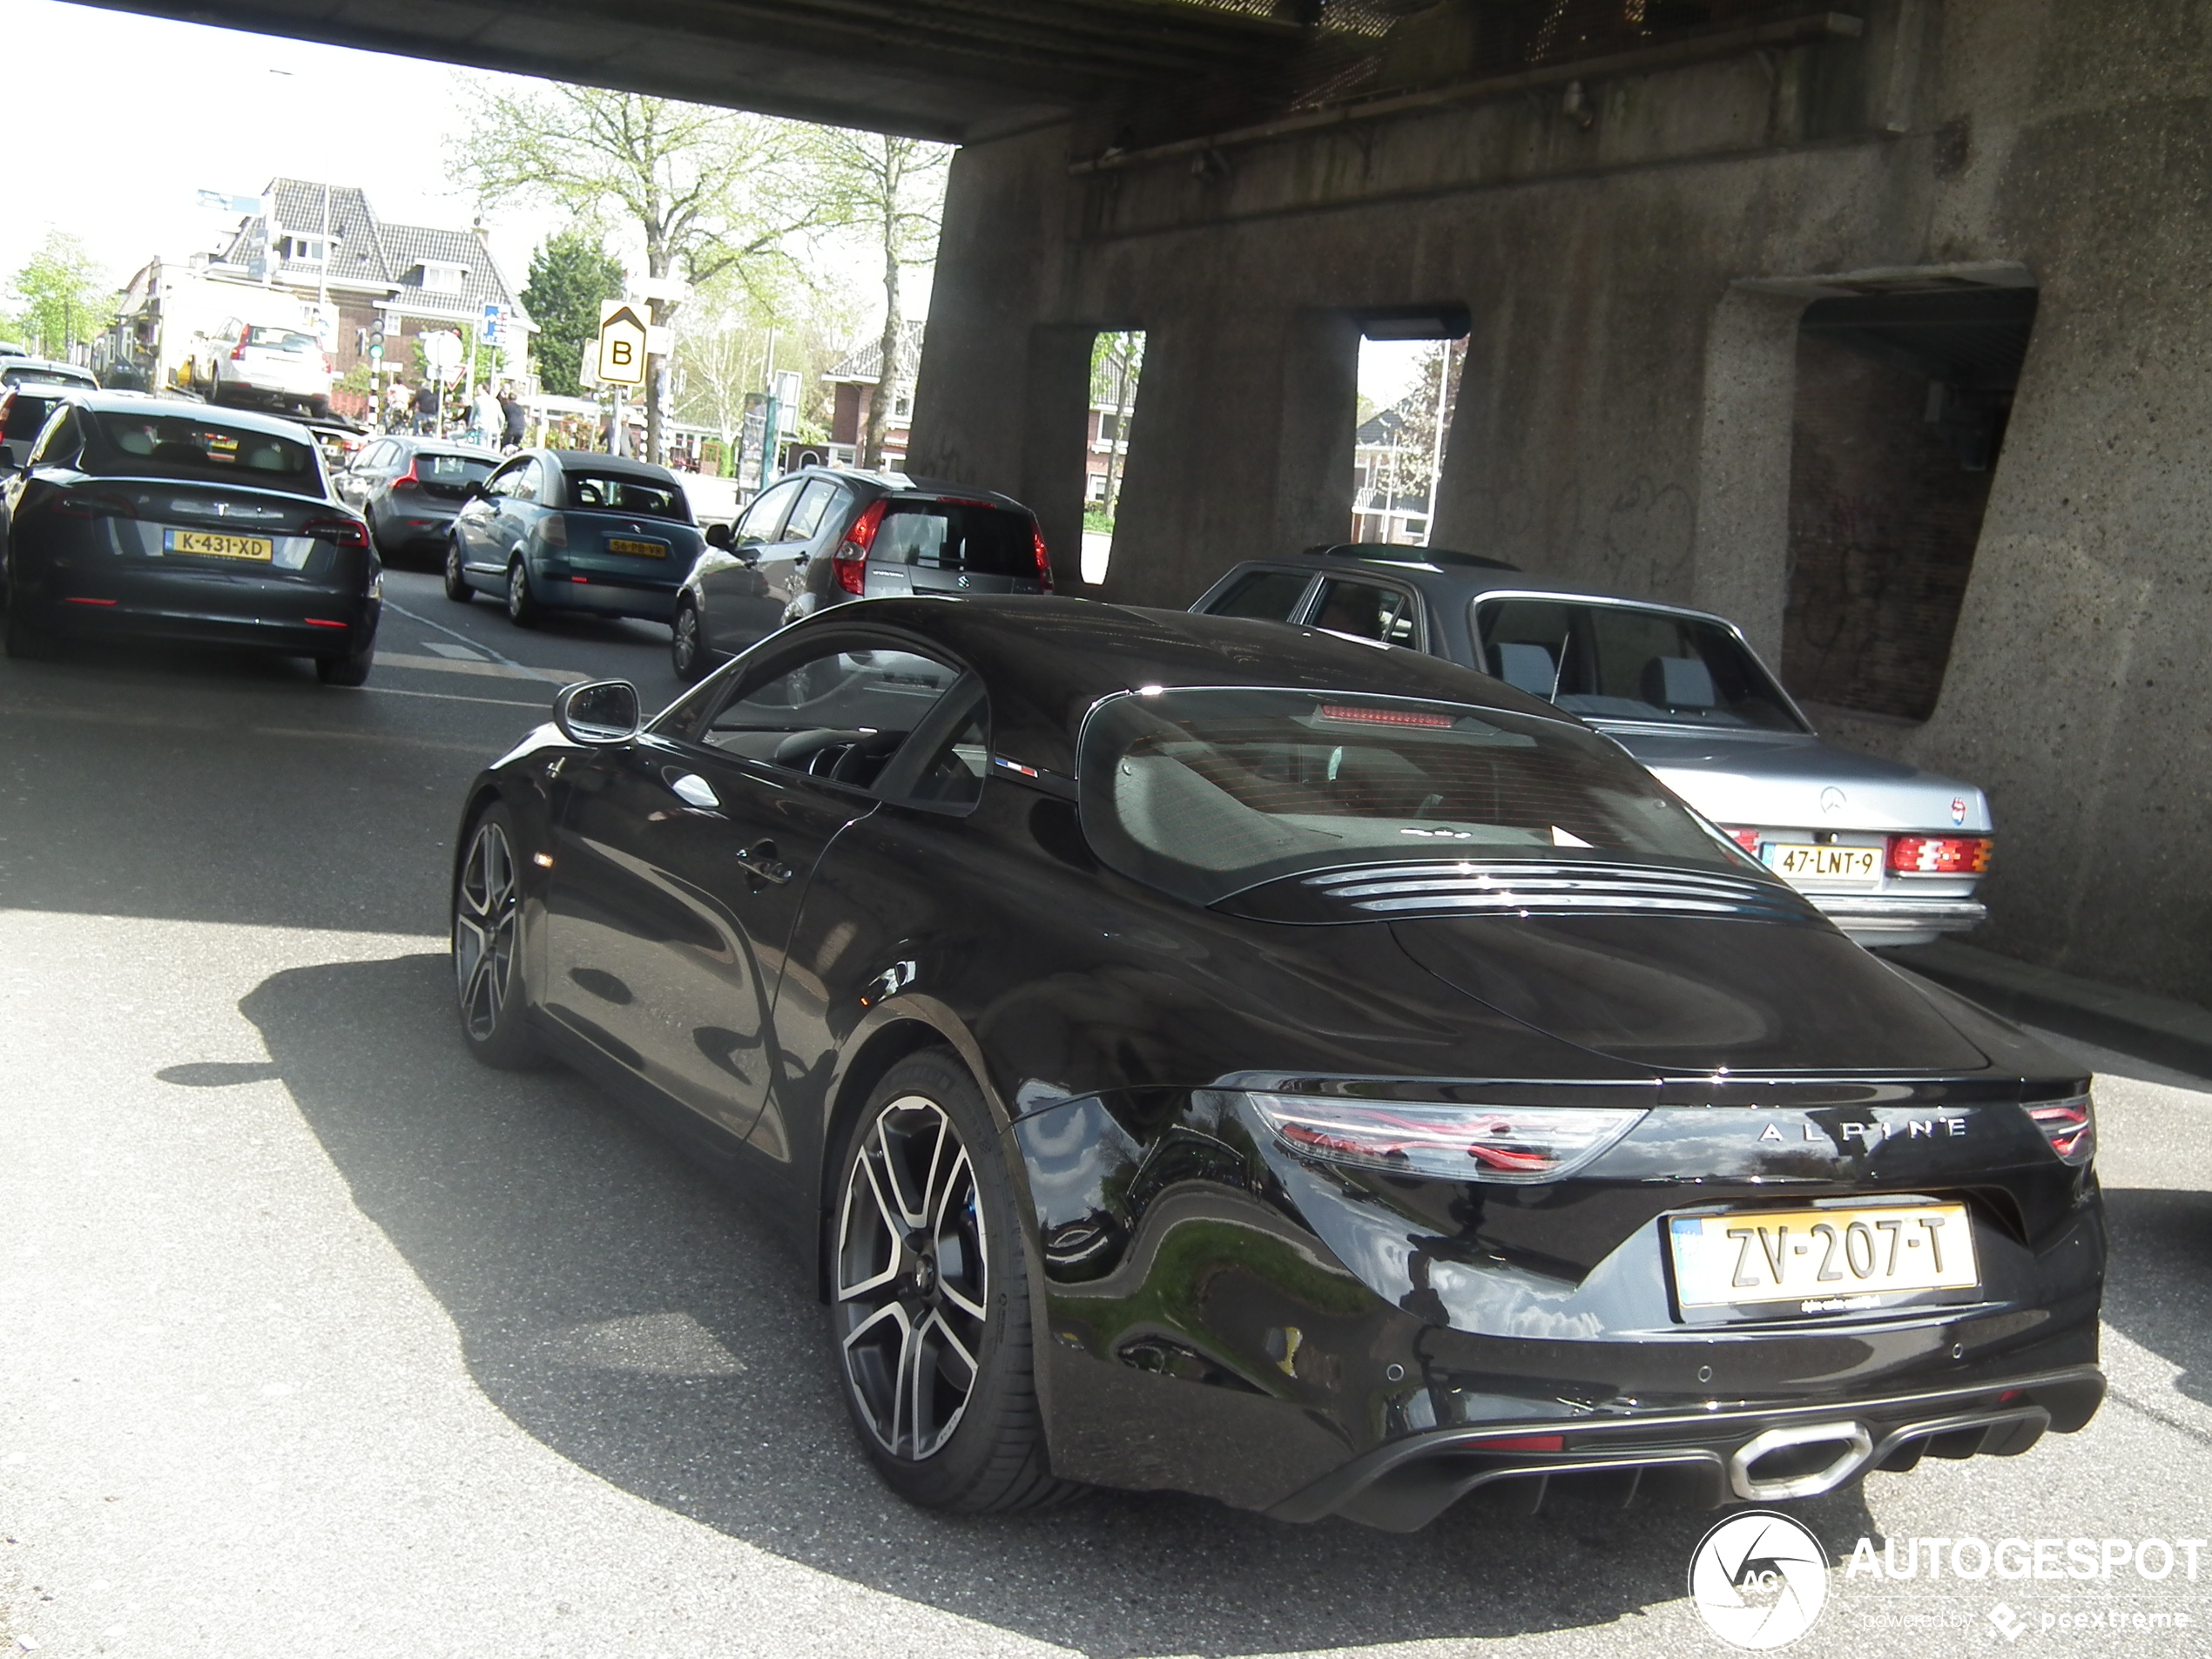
[607,537,666,558]
[1669,1204,1978,1313]
[165,529,273,561]
[1767,843,1880,883]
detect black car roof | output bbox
[65,391,325,445]
[810,595,1568,776]
[543,448,680,483]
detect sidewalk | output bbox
[1878,940,2212,1080]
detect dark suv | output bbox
[670,467,1049,679]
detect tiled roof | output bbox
[826,320,925,384]
[217,178,529,328]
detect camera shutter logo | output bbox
[1688,1510,1829,1649]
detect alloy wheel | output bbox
[506,562,532,624]
[454,818,520,1042]
[671,601,701,679]
[834,1095,990,1461]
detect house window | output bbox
[419,262,467,293]
[284,237,327,265]
[891,390,913,422]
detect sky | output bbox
[0,0,898,336]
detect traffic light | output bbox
[368,320,386,362]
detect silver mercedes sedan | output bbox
[1190,546,1990,948]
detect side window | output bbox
[1206,569,1313,622]
[736,477,803,543]
[363,441,396,470]
[662,638,974,799]
[1311,578,1419,647]
[484,461,523,499]
[782,478,842,544]
[509,460,543,502]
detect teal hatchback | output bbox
[444,448,705,628]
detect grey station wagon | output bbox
[1191,544,1992,947]
[671,467,1050,681]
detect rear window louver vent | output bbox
[1302,861,1817,922]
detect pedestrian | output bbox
[469,382,500,448]
[385,378,411,433]
[499,384,525,452]
[414,381,441,437]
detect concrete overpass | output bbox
[72,0,2212,1009]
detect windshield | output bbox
[1474,598,1805,732]
[83,410,324,496]
[243,327,319,354]
[566,470,689,521]
[1078,687,1748,905]
[3,366,94,390]
[2,393,60,442]
[874,502,1038,577]
[417,453,496,484]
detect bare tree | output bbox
[451,81,826,462]
[810,131,952,469]
[1091,331,1145,520]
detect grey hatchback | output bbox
[669,467,1049,679]
[1192,544,1993,947]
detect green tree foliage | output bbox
[808,132,951,469]
[521,228,626,398]
[8,232,108,361]
[450,81,826,459]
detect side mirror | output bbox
[705,522,733,552]
[553,678,641,745]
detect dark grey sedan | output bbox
[445,449,705,629]
[669,467,1049,680]
[1192,544,1993,947]
[336,435,500,563]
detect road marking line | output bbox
[380,651,590,684]
[381,598,578,685]
[422,641,489,661]
[354,685,550,711]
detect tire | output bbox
[671,596,709,682]
[828,1051,1081,1514]
[443,537,473,603]
[505,559,537,627]
[452,806,538,1069]
[315,634,374,686]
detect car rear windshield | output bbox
[1078,687,1744,904]
[83,410,323,496]
[244,327,319,354]
[2,366,94,390]
[566,471,689,520]
[873,502,1037,577]
[2,393,60,441]
[418,453,496,484]
[1475,599,1804,732]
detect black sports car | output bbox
[450,597,2103,1527]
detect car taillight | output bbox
[232,327,251,361]
[833,500,887,597]
[390,462,420,493]
[1244,1094,1646,1184]
[1725,827,1763,854]
[1031,521,1054,591]
[51,489,136,519]
[539,514,568,550]
[2025,1094,2095,1167]
[1888,834,1993,874]
[302,516,369,549]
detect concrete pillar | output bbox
[1689,287,1807,663]
[1016,324,1098,594]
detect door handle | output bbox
[735,840,793,885]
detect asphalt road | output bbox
[3,571,2209,1658]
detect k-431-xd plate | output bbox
[1765,842,1880,883]
[1669,1202,1979,1319]
[163,527,273,561]
[606,537,667,558]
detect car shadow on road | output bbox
[2098,1186,2212,1410]
[238,952,1881,1659]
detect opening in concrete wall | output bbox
[1780,284,2038,722]
[1352,307,1468,546]
[1083,330,1145,585]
